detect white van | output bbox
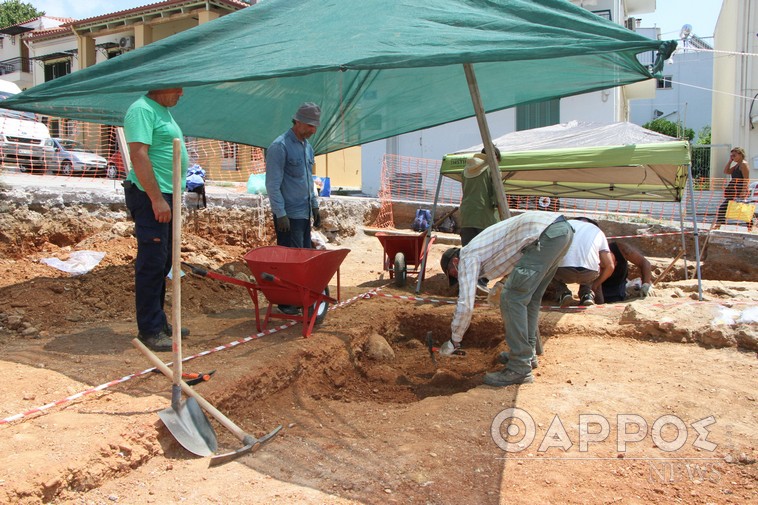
[0,82,51,173]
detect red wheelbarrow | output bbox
[375,231,436,287]
[184,246,350,337]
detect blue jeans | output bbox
[274,215,311,249]
[273,215,312,310]
[124,183,171,335]
[500,219,573,374]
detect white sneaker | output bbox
[476,279,490,295]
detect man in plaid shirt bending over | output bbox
[439,211,573,387]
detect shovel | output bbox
[134,338,282,466]
[149,138,218,457]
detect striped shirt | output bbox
[451,211,563,343]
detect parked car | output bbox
[0,90,51,173]
[43,138,108,176]
[106,150,126,179]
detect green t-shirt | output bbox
[460,166,499,229]
[124,95,188,193]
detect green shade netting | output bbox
[2,0,675,155]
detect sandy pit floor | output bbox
[0,203,756,505]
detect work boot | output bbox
[164,322,190,338]
[497,352,538,369]
[483,367,534,387]
[559,292,573,308]
[138,330,173,352]
[277,305,302,315]
[579,293,595,306]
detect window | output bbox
[516,99,560,131]
[657,76,673,89]
[592,9,612,21]
[44,59,71,81]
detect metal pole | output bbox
[463,63,511,220]
[415,174,444,294]
[677,199,688,280]
[685,164,703,300]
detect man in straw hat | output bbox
[439,211,573,386]
[459,146,502,294]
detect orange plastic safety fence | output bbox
[374,154,460,228]
[375,154,757,233]
[0,117,266,183]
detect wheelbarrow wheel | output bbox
[393,252,407,287]
[308,286,330,325]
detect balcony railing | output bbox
[0,57,31,75]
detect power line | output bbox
[670,80,757,101]
[684,46,758,58]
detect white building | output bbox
[0,16,72,90]
[629,27,714,143]
[711,0,758,180]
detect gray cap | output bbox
[293,102,321,127]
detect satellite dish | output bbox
[680,24,692,40]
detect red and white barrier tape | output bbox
[606,231,692,240]
[371,291,587,311]
[1,287,379,426]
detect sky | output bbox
[636,0,724,41]
[32,1,149,21]
[33,0,723,38]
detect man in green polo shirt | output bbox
[123,88,189,352]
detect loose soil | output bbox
[0,202,756,505]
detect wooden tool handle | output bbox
[133,338,247,442]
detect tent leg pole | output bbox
[678,199,688,280]
[685,164,703,300]
[416,175,444,294]
[463,63,511,220]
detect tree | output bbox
[0,0,43,29]
[691,126,712,180]
[697,125,711,145]
[642,118,695,142]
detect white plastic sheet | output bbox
[40,250,106,276]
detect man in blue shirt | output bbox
[265,102,322,248]
[265,102,323,314]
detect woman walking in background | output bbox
[714,147,750,228]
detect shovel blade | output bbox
[158,396,218,457]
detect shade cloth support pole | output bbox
[415,174,445,294]
[677,199,689,280]
[685,164,703,300]
[463,63,511,220]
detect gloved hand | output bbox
[439,339,466,357]
[640,283,654,297]
[312,209,322,228]
[276,216,290,232]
